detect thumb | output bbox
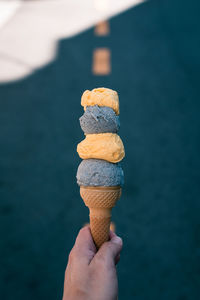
[94,231,123,267]
[70,226,97,265]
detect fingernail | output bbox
[112,236,123,245]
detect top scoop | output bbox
[77,159,124,186]
[81,87,119,115]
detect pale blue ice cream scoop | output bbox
[76,159,124,186]
[79,105,120,134]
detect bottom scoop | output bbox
[76,159,124,187]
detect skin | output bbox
[62,226,123,300]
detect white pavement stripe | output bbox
[0,0,145,82]
[0,1,22,29]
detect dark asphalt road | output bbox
[1,0,200,299]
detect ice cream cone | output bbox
[80,186,121,249]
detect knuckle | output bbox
[64,265,69,278]
[75,227,87,244]
[80,226,87,233]
[68,248,76,262]
[95,253,107,266]
[78,227,84,235]
[79,226,88,237]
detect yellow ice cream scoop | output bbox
[77,133,125,163]
[81,87,119,115]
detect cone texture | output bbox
[80,186,121,248]
[90,215,111,249]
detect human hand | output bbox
[62,226,123,300]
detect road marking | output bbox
[0,1,21,30]
[0,0,145,82]
[92,48,111,75]
[94,0,109,12]
[94,21,110,36]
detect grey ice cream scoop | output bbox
[79,105,120,134]
[77,159,124,186]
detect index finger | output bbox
[72,226,97,265]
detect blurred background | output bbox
[0,0,200,299]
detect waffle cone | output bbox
[80,186,121,249]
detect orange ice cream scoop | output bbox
[77,133,125,163]
[81,87,119,115]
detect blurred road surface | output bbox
[0,0,200,300]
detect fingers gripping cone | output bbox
[80,186,121,249]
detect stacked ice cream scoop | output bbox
[76,87,125,248]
